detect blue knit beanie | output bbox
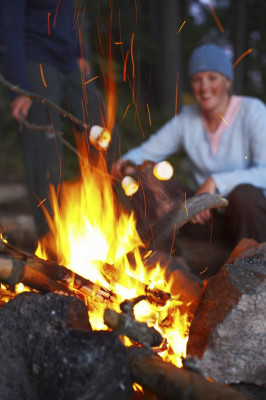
[189,44,233,81]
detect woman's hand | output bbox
[192,177,217,225]
[11,95,32,120]
[111,159,136,179]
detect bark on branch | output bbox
[143,193,229,247]
[127,346,247,400]
[0,73,90,131]
[0,239,113,302]
[104,308,163,347]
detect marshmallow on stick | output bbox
[89,125,111,151]
[153,161,173,181]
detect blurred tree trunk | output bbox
[148,0,183,114]
[231,0,247,94]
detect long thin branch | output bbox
[0,73,119,181]
[19,117,84,160]
[0,73,90,131]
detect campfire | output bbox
[0,107,265,399]
[2,132,265,399]
[2,137,193,364]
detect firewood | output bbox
[127,346,247,400]
[0,255,72,295]
[142,192,229,248]
[0,238,113,301]
[104,308,163,347]
[0,239,174,307]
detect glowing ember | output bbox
[121,176,139,196]
[153,161,174,181]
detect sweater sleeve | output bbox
[212,99,266,196]
[1,0,30,92]
[122,115,183,165]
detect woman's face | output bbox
[191,71,232,113]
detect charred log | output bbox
[104,307,163,347]
[0,255,73,295]
[127,346,247,400]
[0,238,113,301]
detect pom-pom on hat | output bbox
[189,44,233,81]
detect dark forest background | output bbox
[0,0,265,183]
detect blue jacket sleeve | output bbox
[122,115,183,165]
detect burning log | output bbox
[104,308,163,347]
[127,346,247,400]
[1,239,189,311]
[0,238,113,302]
[0,255,73,295]
[187,239,266,387]
[104,295,164,347]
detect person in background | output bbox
[0,0,105,240]
[112,44,266,247]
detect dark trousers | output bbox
[180,184,266,246]
[21,62,104,238]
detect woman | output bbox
[112,44,266,246]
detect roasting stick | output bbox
[0,73,89,131]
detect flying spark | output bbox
[47,12,51,36]
[233,49,253,68]
[37,198,46,207]
[208,0,224,33]
[123,51,129,82]
[220,115,228,125]
[130,33,135,79]
[200,266,208,275]
[184,192,188,217]
[177,20,186,34]
[120,104,131,124]
[175,72,179,117]
[53,0,61,28]
[39,64,48,88]
[146,103,151,126]
[84,76,99,85]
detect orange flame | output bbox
[34,56,192,367]
[35,139,191,366]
